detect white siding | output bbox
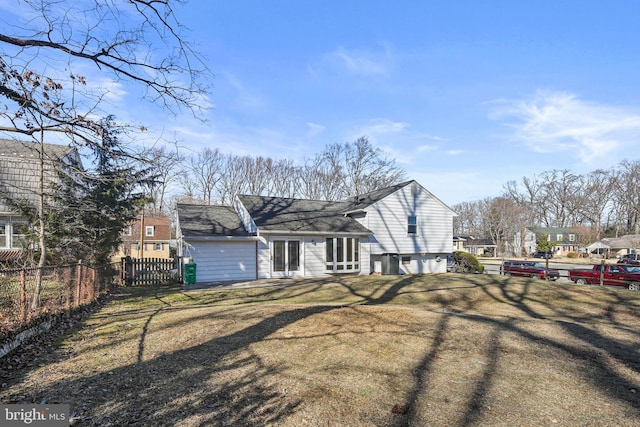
[303,237,326,277]
[257,237,270,279]
[187,240,256,282]
[397,254,447,274]
[355,183,454,255]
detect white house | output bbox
[0,139,81,266]
[176,180,457,283]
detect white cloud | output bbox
[306,122,325,138]
[417,144,438,152]
[224,72,265,110]
[94,78,127,102]
[318,44,394,78]
[355,118,409,137]
[332,46,388,76]
[490,90,640,164]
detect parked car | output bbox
[617,253,640,265]
[502,260,560,280]
[568,263,640,290]
[533,251,553,259]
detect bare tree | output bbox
[341,137,407,197]
[0,0,209,118]
[296,154,344,200]
[480,197,526,257]
[186,148,224,205]
[540,169,583,227]
[610,160,640,235]
[575,169,615,239]
[299,137,406,201]
[452,200,483,236]
[268,158,297,198]
[143,145,185,214]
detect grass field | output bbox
[1,273,640,426]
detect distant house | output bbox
[586,234,640,259]
[453,235,496,257]
[176,180,457,283]
[514,227,579,257]
[114,215,172,259]
[0,139,81,265]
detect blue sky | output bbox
[4,0,640,206]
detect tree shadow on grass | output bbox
[3,276,640,426]
[4,304,337,426]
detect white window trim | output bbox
[408,216,417,235]
[145,225,155,237]
[325,237,360,273]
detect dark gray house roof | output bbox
[237,195,371,234]
[177,180,438,238]
[347,180,415,211]
[0,139,78,214]
[177,204,251,237]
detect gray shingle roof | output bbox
[237,195,372,234]
[178,181,425,238]
[347,180,415,211]
[0,139,77,214]
[177,204,251,237]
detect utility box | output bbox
[184,263,197,285]
[381,253,400,275]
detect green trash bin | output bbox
[184,263,197,285]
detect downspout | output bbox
[255,240,258,280]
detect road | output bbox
[480,259,603,283]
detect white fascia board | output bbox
[182,235,259,241]
[259,230,372,237]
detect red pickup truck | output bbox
[568,264,640,290]
[502,260,560,280]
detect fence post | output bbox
[20,269,26,321]
[75,260,82,306]
[125,256,133,286]
[89,266,95,301]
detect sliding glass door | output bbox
[272,239,301,276]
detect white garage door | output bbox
[188,240,256,282]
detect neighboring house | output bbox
[453,235,496,257]
[586,234,640,259]
[452,236,466,252]
[176,180,457,283]
[0,139,80,265]
[514,227,579,257]
[114,215,172,259]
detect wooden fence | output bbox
[120,256,181,286]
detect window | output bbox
[326,237,360,272]
[154,243,162,251]
[123,225,132,236]
[0,224,6,248]
[408,216,417,235]
[556,234,563,241]
[569,234,575,242]
[273,240,300,273]
[145,226,154,237]
[402,256,411,265]
[273,241,285,271]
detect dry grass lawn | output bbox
[1,273,640,426]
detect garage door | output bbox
[188,240,256,282]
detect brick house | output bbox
[115,215,172,259]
